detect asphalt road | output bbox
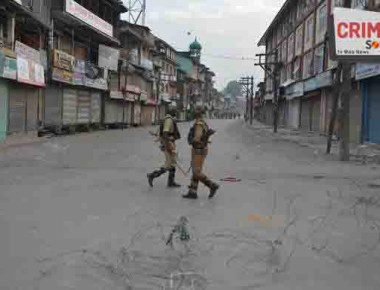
[1,119,380,290]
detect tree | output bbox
[223,81,242,98]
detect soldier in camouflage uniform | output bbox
[183,106,220,199]
[147,105,181,188]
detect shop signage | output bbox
[126,84,141,94]
[110,91,135,102]
[285,81,304,99]
[52,67,73,84]
[53,50,75,71]
[74,60,86,73]
[85,77,107,90]
[73,72,85,85]
[98,44,119,71]
[355,62,380,80]
[332,8,380,60]
[17,57,45,86]
[15,41,41,63]
[65,0,113,38]
[304,70,333,92]
[140,91,148,101]
[0,53,17,80]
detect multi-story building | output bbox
[0,0,50,141]
[47,0,127,132]
[153,37,178,120]
[258,0,380,144]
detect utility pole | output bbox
[239,76,252,123]
[250,76,254,125]
[326,0,351,161]
[255,50,280,133]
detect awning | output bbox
[8,0,50,30]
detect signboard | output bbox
[52,67,73,84]
[98,44,119,71]
[85,77,108,90]
[304,70,333,92]
[65,0,113,37]
[17,57,45,86]
[0,53,17,80]
[110,91,135,102]
[53,49,75,71]
[332,8,380,60]
[355,62,380,80]
[15,41,40,63]
[285,81,304,99]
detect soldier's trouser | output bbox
[188,149,216,192]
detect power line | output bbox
[202,53,258,61]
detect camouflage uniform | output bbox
[183,112,219,199]
[147,113,181,188]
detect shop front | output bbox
[8,42,45,135]
[140,91,156,126]
[50,49,107,129]
[357,63,380,143]
[285,81,303,129]
[300,71,333,132]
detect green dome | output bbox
[189,38,202,50]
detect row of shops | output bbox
[259,63,380,144]
[0,45,167,141]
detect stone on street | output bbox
[0,120,380,290]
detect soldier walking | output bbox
[183,107,220,200]
[147,105,181,188]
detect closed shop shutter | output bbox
[105,101,120,124]
[141,105,154,126]
[311,96,321,132]
[300,99,311,131]
[134,103,141,125]
[26,88,39,131]
[63,89,77,125]
[367,79,380,143]
[77,90,91,124]
[8,85,26,133]
[288,99,300,129]
[91,92,101,123]
[45,85,62,126]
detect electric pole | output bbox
[255,50,280,133]
[239,76,253,123]
[326,0,351,161]
[250,76,254,125]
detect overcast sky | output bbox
[123,0,284,90]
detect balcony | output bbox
[141,58,153,71]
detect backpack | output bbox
[159,116,181,140]
[187,121,207,146]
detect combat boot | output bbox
[147,167,167,188]
[203,179,220,199]
[182,189,198,199]
[167,167,181,188]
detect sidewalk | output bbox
[245,120,380,165]
[0,132,48,151]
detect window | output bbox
[295,24,304,56]
[297,1,304,20]
[282,40,287,63]
[303,50,314,79]
[277,27,282,44]
[287,33,295,62]
[351,0,368,9]
[293,57,302,80]
[314,44,325,74]
[287,63,293,81]
[304,13,315,51]
[330,0,345,14]
[316,3,327,44]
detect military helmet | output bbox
[194,106,205,118]
[167,102,177,117]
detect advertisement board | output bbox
[98,44,119,71]
[0,53,17,80]
[17,57,45,86]
[15,41,41,63]
[355,63,380,80]
[54,49,75,71]
[65,0,113,37]
[332,8,380,60]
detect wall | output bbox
[350,83,362,144]
[0,79,8,141]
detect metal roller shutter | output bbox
[105,100,118,124]
[45,85,62,126]
[77,90,91,124]
[91,92,101,123]
[311,96,321,132]
[63,89,77,125]
[134,103,141,125]
[26,88,39,131]
[8,85,26,133]
[300,99,311,131]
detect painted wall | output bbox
[0,79,8,141]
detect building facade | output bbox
[258,0,380,144]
